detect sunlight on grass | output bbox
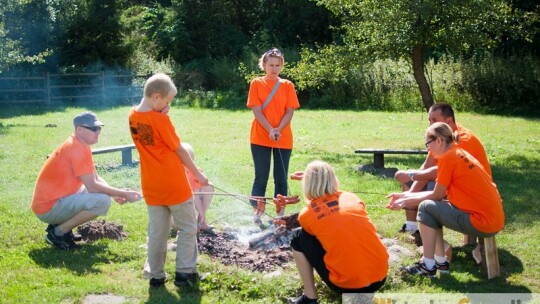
[1,107,539,303]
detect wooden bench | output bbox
[472,236,500,279]
[92,144,136,166]
[355,149,428,169]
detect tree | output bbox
[301,0,535,111]
[52,0,131,69]
[0,0,51,73]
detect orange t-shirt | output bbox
[436,146,504,233]
[129,109,192,206]
[455,124,492,178]
[31,135,95,214]
[246,77,300,149]
[298,192,389,289]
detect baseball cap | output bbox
[73,111,105,127]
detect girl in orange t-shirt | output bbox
[288,161,388,303]
[246,48,300,224]
[387,122,504,278]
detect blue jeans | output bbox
[250,144,292,207]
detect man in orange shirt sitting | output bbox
[31,111,142,250]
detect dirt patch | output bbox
[77,219,128,242]
[197,227,294,273]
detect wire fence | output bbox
[0,72,149,105]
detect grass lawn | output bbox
[0,106,539,303]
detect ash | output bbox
[196,225,294,272]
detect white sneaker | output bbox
[253,214,262,225]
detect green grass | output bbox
[0,107,539,303]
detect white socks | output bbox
[434,255,447,264]
[422,257,436,270]
[405,221,418,232]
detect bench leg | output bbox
[480,237,500,279]
[121,149,133,166]
[373,154,384,169]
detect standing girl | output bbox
[247,48,300,224]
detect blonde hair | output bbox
[426,122,459,146]
[258,48,285,71]
[143,73,178,98]
[302,160,339,200]
[181,142,195,160]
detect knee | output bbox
[93,194,112,216]
[418,199,436,214]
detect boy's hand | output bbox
[160,105,171,115]
[196,172,209,187]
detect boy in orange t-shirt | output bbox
[129,73,209,288]
[287,161,388,303]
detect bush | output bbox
[462,54,540,116]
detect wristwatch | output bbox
[408,171,415,181]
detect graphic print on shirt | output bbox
[457,151,475,170]
[129,121,154,145]
[313,198,340,221]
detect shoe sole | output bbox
[46,235,71,250]
[46,234,79,250]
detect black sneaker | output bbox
[46,230,80,250]
[436,261,450,273]
[46,224,82,242]
[46,224,58,232]
[288,294,318,304]
[397,223,407,233]
[401,262,436,278]
[174,272,199,287]
[149,277,166,288]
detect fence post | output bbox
[101,71,106,102]
[46,72,51,105]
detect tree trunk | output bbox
[411,46,433,112]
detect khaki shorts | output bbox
[36,192,111,225]
[417,199,497,238]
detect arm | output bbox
[395,153,438,190]
[80,172,141,204]
[386,183,447,210]
[175,144,209,186]
[251,106,277,140]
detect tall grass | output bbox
[0,107,539,303]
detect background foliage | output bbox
[0,0,539,115]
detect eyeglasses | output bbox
[80,125,102,132]
[425,138,436,148]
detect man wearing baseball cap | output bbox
[31,111,141,250]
